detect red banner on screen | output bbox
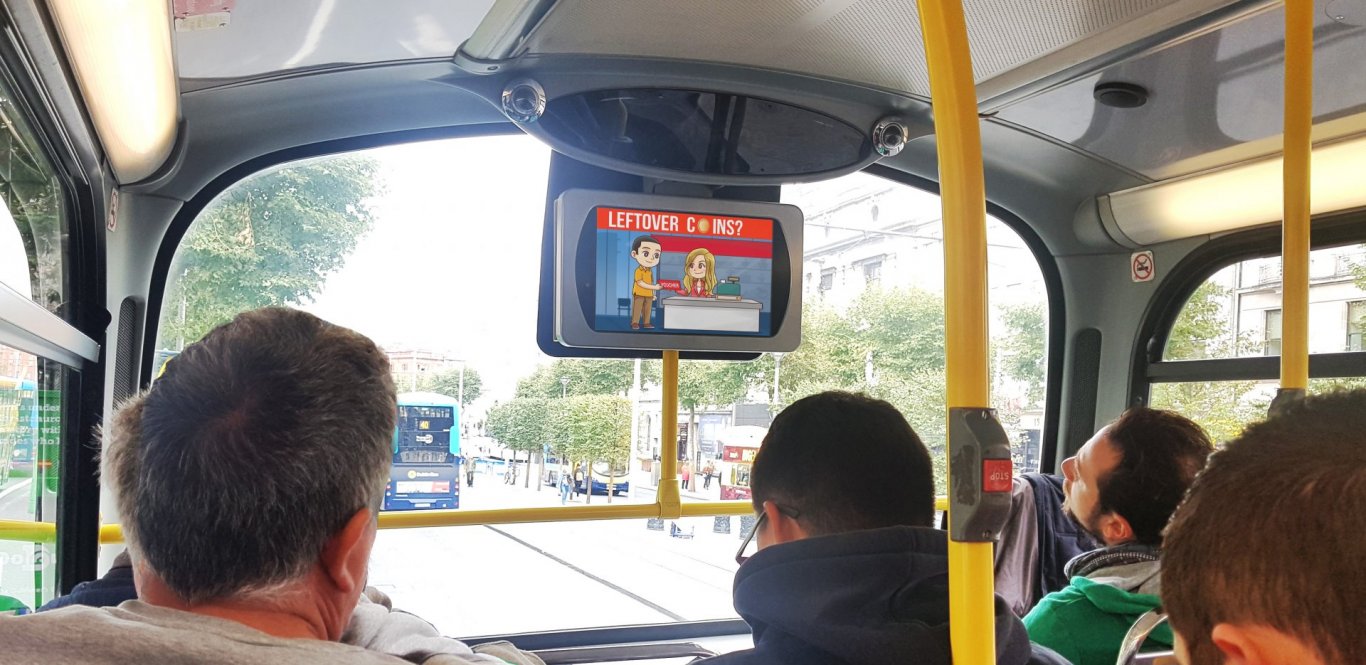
[597,207,773,241]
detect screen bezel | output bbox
[555,189,802,353]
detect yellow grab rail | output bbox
[1281,0,1312,392]
[1,498,953,546]
[918,0,996,663]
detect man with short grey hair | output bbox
[0,308,537,664]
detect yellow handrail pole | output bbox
[918,1,995,663]
[6,499,957,546]
[657,350,682,518]
[1281,0,1312,393]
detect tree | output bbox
[1165,281,1234,361]
[516,358,660,399]
[420,366,483,409]
[159,158,383,347]
[994,303,1046,407]
[1150,280,1261,443]
[553,395,632,503]
[677,359,763,489]
[486,398,552,488]
[775,287,944,407]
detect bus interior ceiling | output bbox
[4,0,1366,648]
[91,0,1352,451]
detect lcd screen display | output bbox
[592,206,775,337]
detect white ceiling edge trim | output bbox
[0,282,100,368]
[1102,132,1366,246]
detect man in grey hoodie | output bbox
[703,391,1067,665]
[0,308,539,665]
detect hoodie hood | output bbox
[728,526,1040,665]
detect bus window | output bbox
[154,136,1050,636]
[0,86,66,319]
[0,348,64,613]
[0,71,71,611]
[1151,243,1366,441]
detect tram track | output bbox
[483,524,687,622]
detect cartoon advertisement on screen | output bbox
[594,207,774,336]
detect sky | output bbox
[303,135,555,402]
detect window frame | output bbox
[1130,209,1366,405]
[0,10,105,597]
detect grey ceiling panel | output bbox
[996,2,1366,179]
[520,0,1243,97]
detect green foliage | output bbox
[516,358,660,399]
[1149,381,1267,445]
[486,398,551,454]
[1152,280,1265,443]
[553,395,632,466]
[420,367,483,409]
[1165,281,1233,361]
[678,359,761,411]
[777,287,944,405]
[159,157,382,347]
[994,303,1046,406]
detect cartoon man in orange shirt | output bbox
[630,236,663,329]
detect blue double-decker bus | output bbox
[384,392,461,511]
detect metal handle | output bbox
[534,642,718,664]
[1116,610,1168,665]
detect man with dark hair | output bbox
[1024,407,1213,665]
[703,391,1066,665]
[628,235,663,329]
[0,308,537,664]
[1162,390,1365,665]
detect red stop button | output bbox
[982,459,1013,493]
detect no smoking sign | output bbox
[1131,251,1155,283]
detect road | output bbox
[368,468,750,638]
[0,467,754,641]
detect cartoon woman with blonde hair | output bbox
[682,248,718,297]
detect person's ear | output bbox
[1097,511,1135,544]
[1209,623,1323,665]
[319,508,376,596]
[762,501,807,546]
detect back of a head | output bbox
[1099,407,1213,545]
[750,391,935,535]
[104,308,396,604]
[1163,390,1366,665]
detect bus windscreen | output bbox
[594,206,775,337]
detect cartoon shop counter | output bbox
[661,276,762,333]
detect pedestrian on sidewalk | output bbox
[681,461,692,491]
[464,454,476,487]
[559,466,572,504]
[702,460,716,490]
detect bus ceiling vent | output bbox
[502,79,546,124]
[1093,82,1149,109]
[872,118,909,157]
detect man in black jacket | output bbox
[702,391,1067,665]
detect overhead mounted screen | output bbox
[555,189,802,353]
[539,89,872,178]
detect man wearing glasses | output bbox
[706,391,1066,665]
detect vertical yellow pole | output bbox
[918,1,995,663]
[658,351,682,518]
[1281,0,1312,392]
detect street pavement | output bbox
[0,466,754,638]
[368,465,752,639]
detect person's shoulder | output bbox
[1023,581,1095,636]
